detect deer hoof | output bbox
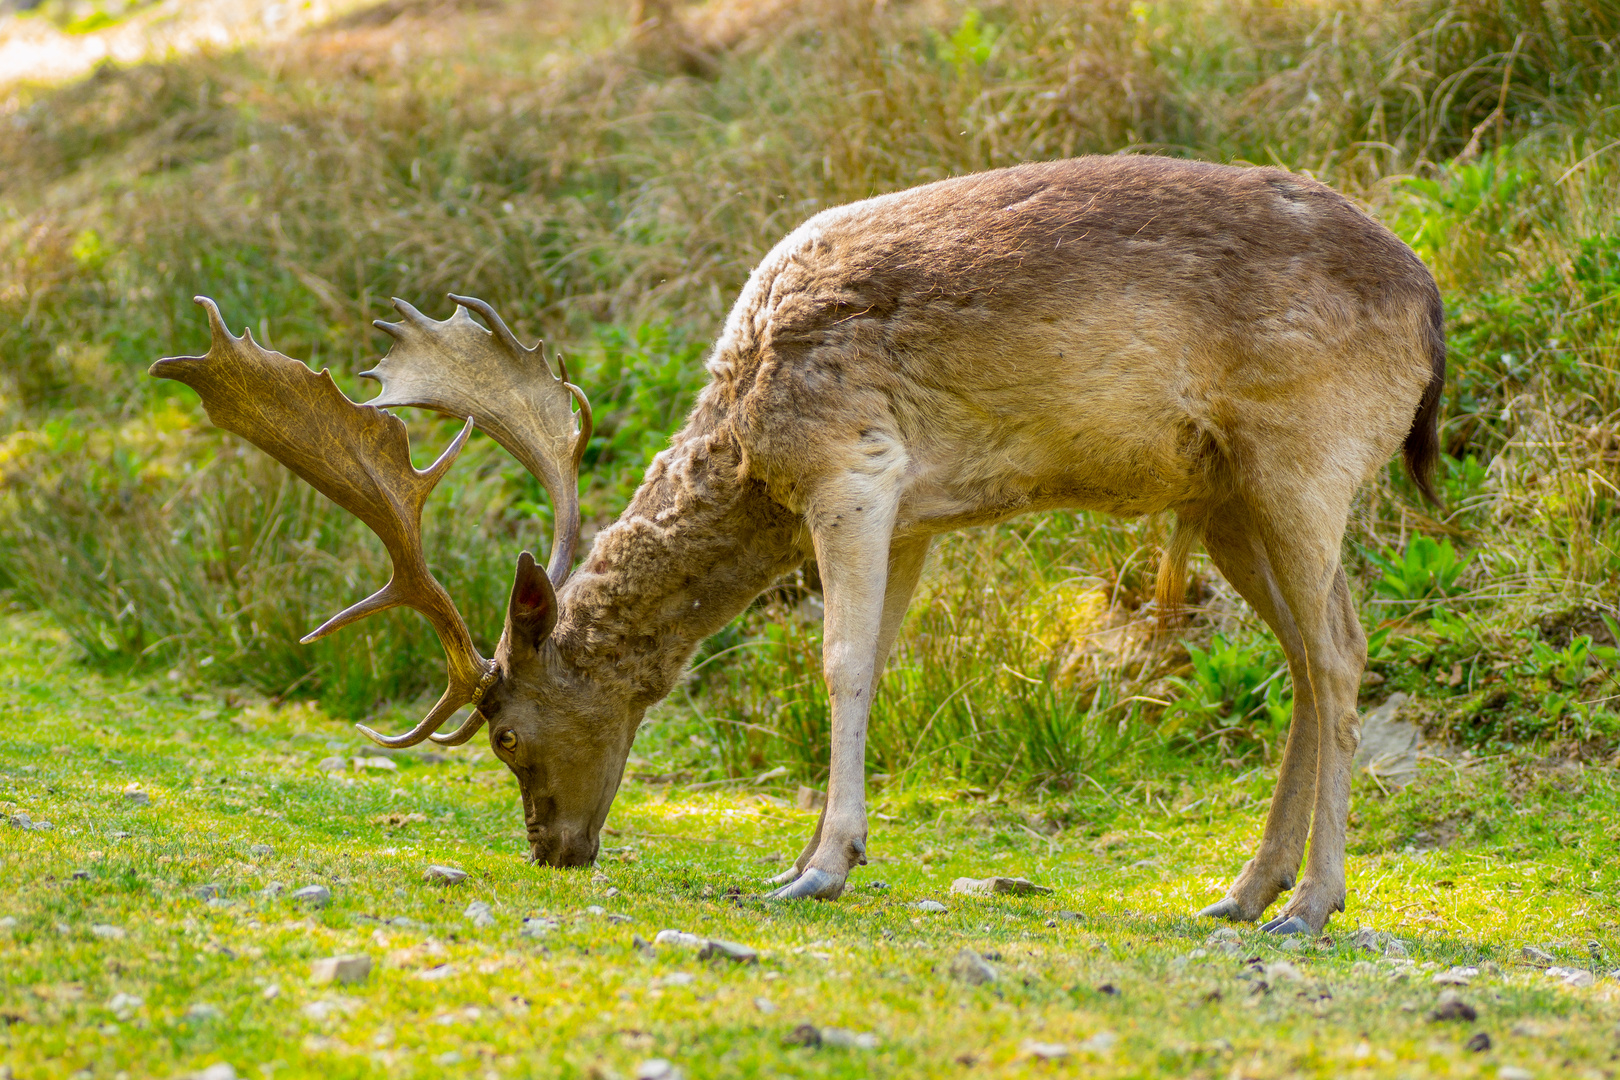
[766,866,803,887]
[1260,915,1312,936]
[1197,897,1249,922]
[766,867,844,901]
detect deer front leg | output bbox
[768,444,910,901]
[768,535,929,889]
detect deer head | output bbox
[151,295,617,867]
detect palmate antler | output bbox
[151,295,591,748]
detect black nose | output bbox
[529,828,597,868]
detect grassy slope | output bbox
[7,611,1620,1079]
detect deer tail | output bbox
[1403,287,1446,507]
[1154,514,1200,633]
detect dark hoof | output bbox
[766,867,844,901]
[1197,897,1249,922]
[1261,915,1312,936]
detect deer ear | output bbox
[504,550,558,652]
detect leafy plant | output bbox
[1160,634,1291,746]
[1367,535,1472,608]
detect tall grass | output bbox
[1,0,1617,776]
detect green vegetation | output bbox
[8,612,1620,1079]
[1,0,1619,1072]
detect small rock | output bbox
[604,887,620,898]
[1351,927,1382,951]
[753,997,777,1013]
[1384,938,1410,958]
[1498,1069,1534,1080]
[784,1023,821,1047]
[248,844,273,858]
[290,885,330,908]
[71,869,91,881]
[606,913,633,924]
[820,1028,878,1050]
[108,830,132,839]
[464,901,494,927]
[795,786,826,811]
[310,954,372,985]
[1056,910,1084,923]
[913,900,947,913]
[185,1002,221,1022]
[1429,992,1477,1022]
[1465,1031,1492,1052]
[261,881,286,898]
[1558,968,1595,988]
[1020,1040,1071,1060]
[1521,945,1554,964]
[699,939,758,964]
[107,992,143,1019]
[654,972,696,987]
[1433,966,1478,986]
[867,880,889,890]
[423,865,468,885]
[192,1065,237,1080]
[586,905,605,915]
[1206,927,1242,945]
[90,924,126,940]
[261,984,280,1000]
[194,884,221,900]
[351,756,397,771]
[520,917,558,937]
[1265,961,1302,982]
[1080,1031,1118,1052]
[948,948,998,986]
[125,791,151,807]
[302,1000,343,1021]
[655,929,704,949]
[635,1061,679,1080]
[317,757,346,772]
[949,876,1053,897]
[435,1051,463,1067]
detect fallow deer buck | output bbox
[153,155,1443,934]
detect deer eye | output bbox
[497,729,518,752]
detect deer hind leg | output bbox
[769,535,930,889]
[768,437,912,901]
[1195,489,1365,934]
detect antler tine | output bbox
[150,297,495,749]
[362,295,591,587]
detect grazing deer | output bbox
[153,154,1443,934]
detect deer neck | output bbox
[550,410,805,708]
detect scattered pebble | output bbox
[784,1023,821,1047]
[107,830,132,839]
[1466,1031,1493,1052]
[352,756,397,772]
[586,905,606,915]
[423,865,468,885]
[191,1065,237,1080]
[635,1059,679,1080]
[1429,992,1477,1022]
[820,1028,878,1050]
[913,900,947,913]
[125,792,151,807]
[261,882,286,898]
[1020,1040,1071,1061]
[520,917,558,937]
[753,997,777,1014]
[1081,1031,1119,1052]
[434,1051,463,1067]
[310,954,372,985]
[1433,966,1478,986]
[107,993,143,1019]
[949,876,1053,897]
[1546,967,1595,988]
[185,1002,222,1022]
[464,901,495,928]
[0,917,14,930]
[261,984,280,1001]
[795,786,826,811]
[290,885,331,908]
[948,948,998,986]
[1521,945,1554,964]
[8,812,52,832]
[248,844,273,858]
[317,757,346,772]
[194,884,221,900]
[1498,1069,1534,1080]
[699,939,759,964]
[71,869,91,880]
[1206,927,1241,944]
[1264,961,1302,983]
[606,913,634,925]
[654,973,696,988]
[654,929,704,949]
[1056,910,1084,923]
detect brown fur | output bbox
[483,155,1440,932]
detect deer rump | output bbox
[153,154,1443,934]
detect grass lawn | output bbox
[4,612,1620,1079]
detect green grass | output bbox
[8,610,1620,1079]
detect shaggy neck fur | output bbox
[549,396,805,707]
